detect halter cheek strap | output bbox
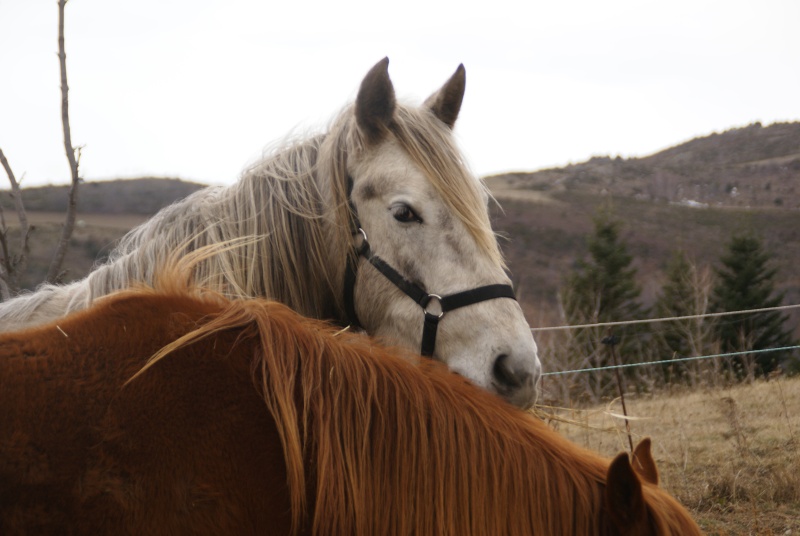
[342,225,516,357]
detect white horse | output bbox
[0,58,540,408]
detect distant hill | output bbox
[0,177,206,214]
[5,122,798,213]
[486,122,800,209]
[483,122,800,337]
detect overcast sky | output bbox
[1,0,798,188]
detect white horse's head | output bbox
[342,59,540,408]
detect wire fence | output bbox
[531,302,800,377]
[541,345,800,376]
[530,303,800,332]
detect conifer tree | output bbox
[711,232,796,376]
[654,251,715,383]
[561,208,645,396]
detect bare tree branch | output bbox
[0,147,32,295]
[0,206,11,300]
[46,0,81,284]
[0,275,9,301]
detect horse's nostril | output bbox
[492,353,530,390]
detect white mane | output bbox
[0,105,497,333]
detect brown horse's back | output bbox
[0,293,292,535]
[1,289,702,535]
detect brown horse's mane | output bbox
[106,268,698,536]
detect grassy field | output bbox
[541,376,800,534]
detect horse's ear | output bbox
[605,452,649,533]
[632,437,659,486]
[423,64,466,129]
[355,57,396,145]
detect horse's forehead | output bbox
[353,140,433,196]
[355,139,413,171]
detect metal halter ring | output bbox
[354,228,368,245]
[422,294,444,319]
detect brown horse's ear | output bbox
[632,437,659,486]
[605,452,648,533]
[423,64,466,129]
[355,57,396,145]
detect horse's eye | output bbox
[391,204,423,224]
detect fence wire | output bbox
[530,303,800,332]
[541,345,800,376]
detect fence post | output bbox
[602,333,634,454]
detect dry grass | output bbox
[3,212,138,289]
[541,376,800,534]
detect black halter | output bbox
[342,184,517,357]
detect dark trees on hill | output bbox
[711,232,796,377]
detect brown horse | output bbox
[0,283,703,535]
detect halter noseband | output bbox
[342,181,516,358]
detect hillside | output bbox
[487,121,800,209]
[0,177,205,214]
[490,193,800,334]
[481,122,800,336]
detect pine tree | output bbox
[561,208,646,396]
[711,232,796,377]
[654,251,715,383]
